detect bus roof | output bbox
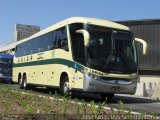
[0,17,130,53]
[16,17,130,44]
[0,53,13,59]
[68,17,130,30]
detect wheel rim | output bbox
[23,79,26,88]
[63,81,70,95]
[19,78,22,85]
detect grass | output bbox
[0,84,158,120]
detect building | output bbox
[0,24,40,54]
[14,24,40,42]
[117,19,160,75]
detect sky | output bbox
[0,0,160,46]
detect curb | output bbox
[9,89,159,119]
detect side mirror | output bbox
[76,30,90,47]
[135,38,147,55]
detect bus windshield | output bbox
[0,54,13,77]
[0,63,9,75]
[86,25,137,74]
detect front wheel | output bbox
[100,93,114,101]
[60,76,70,96]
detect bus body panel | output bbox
[83,73,137,94]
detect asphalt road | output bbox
[3,83,160,116]
[108,94,160,116]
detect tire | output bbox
[19,76,27,89]
[19,78,23,89]
[100,93,114,101]
[71,91,77,99]
[60,76,70,96]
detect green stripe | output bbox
[13,58,84,73]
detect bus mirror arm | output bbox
[76,30,90,47]
[135,38,147,55]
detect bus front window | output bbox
[69,23,85,65]
[0,63,9,75]
[86,25,112,69]
[86,25,137,74]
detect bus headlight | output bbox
[85,72,100,80]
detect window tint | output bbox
[15,45,21,57]
[45,31,56,50]
[37,36,44,53]
[23,42,27,56]
[20,43,25,56]
[31,39,37,54]
[69,23,84,64]
[29,40,34,54]
[15,26,68,57]
[56,27,68,51]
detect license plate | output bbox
[111,86,120,91]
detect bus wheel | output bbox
[100,93,114,101]
[19,78,23,89]
[20,75,27,89]
[60,76,70,96]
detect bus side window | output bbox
[15,46,19,57]
[32,39,38,54]
[20,43,24,56]
[45,31,56,50]
[56,27,68,51]
[73,34,84,63]
[36,37,44,53]
[69,23,84,64]
[24,41,29,56]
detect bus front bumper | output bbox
[83,74,137,94]
[0,76,12,83]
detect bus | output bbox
[0,53,13,83]
[13,17,147,100]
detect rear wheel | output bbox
[19,78,23,89]
[60,76,70,96]
[100,93,114,101]
[19,75,27,89]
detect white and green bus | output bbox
[13,17,147,100]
